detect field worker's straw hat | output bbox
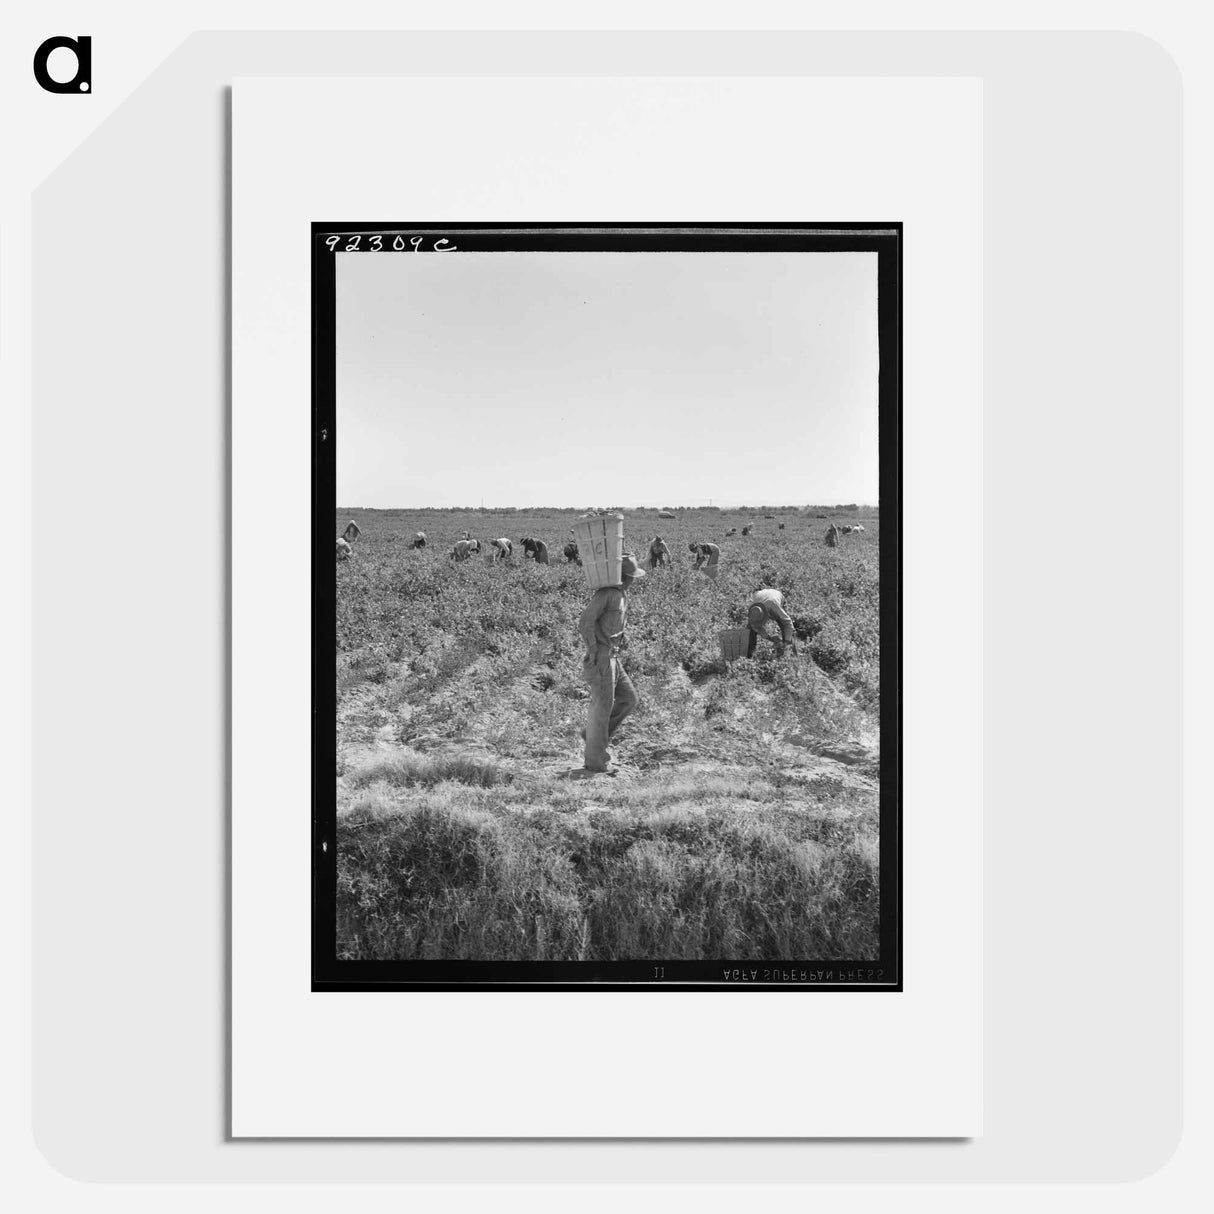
[747,604,766,630]
[620,553,646,580]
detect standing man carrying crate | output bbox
[576,552,646,775]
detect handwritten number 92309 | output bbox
[325,235,458,253]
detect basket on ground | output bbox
[574,513,625,590]
[718,628,750,662]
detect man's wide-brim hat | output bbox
[747,604,766,630]
[620,553,647,580]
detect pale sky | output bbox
[336,250,879,508]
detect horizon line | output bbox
[335,503,881,512]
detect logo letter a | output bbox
[33,35,91,93]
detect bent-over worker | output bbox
[647,534,671,570]
[746,586,797,657]
[689,541,721,580]
[520,537,550,564]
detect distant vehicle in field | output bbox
[657,510,676,520]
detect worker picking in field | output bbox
[342,520,361,544]
[746,585,797,658]
[647,534,671,570]
[520,537,550,564]
[335,537,353,561]
[409,531,428,549]
[575,552,645,776]
[488,537,513,563]
[824,523,841,548]
[563,540,581,564]
[451,538,480,561]
[689,541,721,580]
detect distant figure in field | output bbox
[724,527,737,537]
[575,553,645,775]
[741,525,753,537]
[824,524,841,548]
[409,531,427,549]
[840,524,866,535]
[563,540,582,565]
[520,537,550,564]
[746,586,797,658]
[689,541,721,580]
[342,520,361,544]
[778,523,785,530]
[489,537,513,563]
[336,538,353,561]
[647,534,671,570]
[451,538,480,562]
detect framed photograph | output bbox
[233,75,979,1137]
[314,223,900,992]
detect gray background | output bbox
[32,31,1181,1181]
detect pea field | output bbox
[335,506,883,963]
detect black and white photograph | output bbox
[25,10,1198,1177]
[313,224,900,990]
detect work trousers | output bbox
[747,612,794,657]
[582,652,639,771]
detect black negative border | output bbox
[312,223,901,992]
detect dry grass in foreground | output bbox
[337,764,879,962]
